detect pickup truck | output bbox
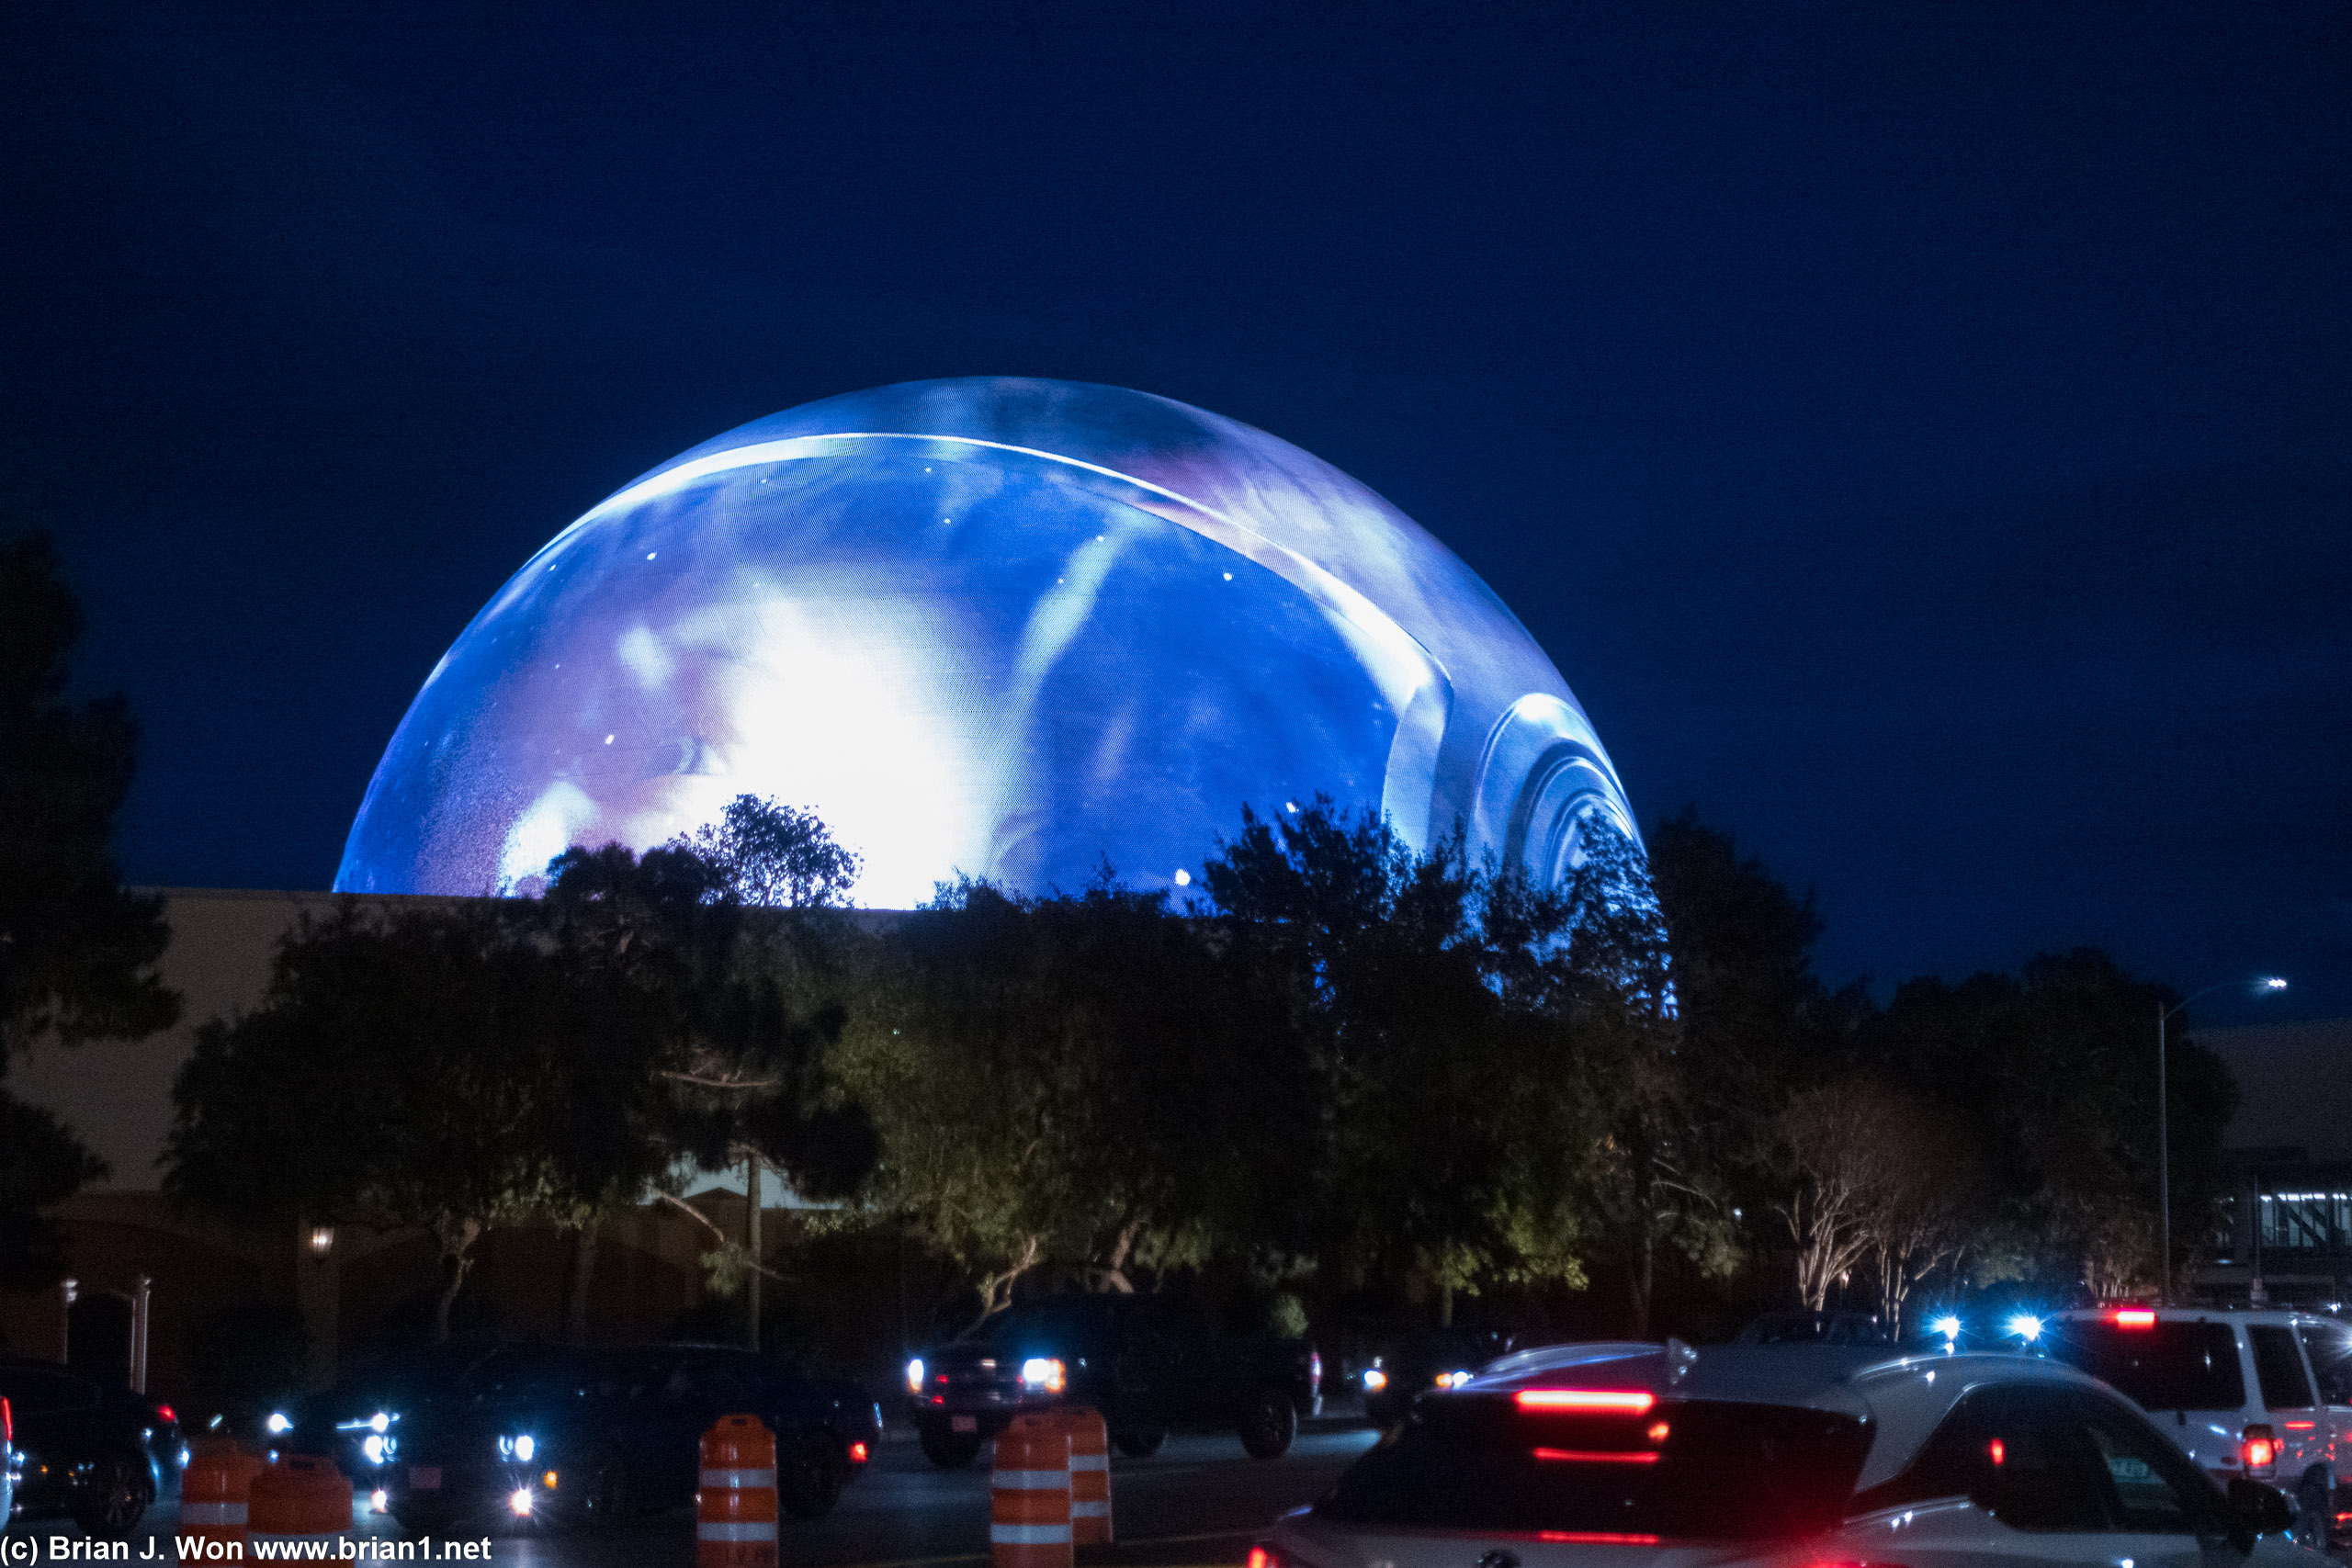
[905,1292,1321,1468]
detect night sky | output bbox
[5,4,2345,1022]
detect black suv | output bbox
[381,1344,877,1535]
[908,1293,1321,1468]
[0,1357,183,1538]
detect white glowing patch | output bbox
[616,625,674,692]
[500,782,598,890]
[598,581,988,908]
[1172,868,1191,886]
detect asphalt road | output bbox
[4,1421,1382,1566]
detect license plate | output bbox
[409,1466,442,1491]
[951,1416,978,1433]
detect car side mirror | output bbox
[2227,1478,2294,1553]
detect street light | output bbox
[2159,976,2288,1302]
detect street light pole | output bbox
[2158,998,2171,1303]
[2158,977,2288,1303]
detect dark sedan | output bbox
[381,1344,877,1536]
[1355,1326,1527,1426]
[0,1358,182,1537]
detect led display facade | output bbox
[337,378,1635,905]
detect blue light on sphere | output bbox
[336,378,1635,905]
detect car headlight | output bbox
[370,1412,392,1434]
[1433,1370,1473,1390]
[906,1358,925,1395]
[362,1434,386,1464]
[265,1413,292,1435]
[498,1434,537,1462]
[1361,1368,1388,1393]
[1020,1358,1066,1394]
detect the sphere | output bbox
[336,378,1634,905]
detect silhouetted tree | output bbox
[0,531,177,1286]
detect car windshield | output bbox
[2045,1320,2245,1412]
[968,1298,1107,1349]
[1317,1393,1871,1541]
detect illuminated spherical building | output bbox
[337,379,1635,905]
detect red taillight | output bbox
[1538,1533,1661,1545]
[2,1394,11,1444]
[2111,1309,2157,1329]
[1989,1438,2005,1466]
[1808,1561,1914,1568]
[1248,1547,1279,1568]
[154,1403,176,1423]
[1515,1389,1657,1413]
[849,1440,869,1463]
[2243,1424,2278,1477]
[2285,1421,2317,1432]
[1532,1448,1660,1464]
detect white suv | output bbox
[2046,1307,2352,1547]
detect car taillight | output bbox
[155,1403,176,1423]
[2110,1309,2157,1329]
[1248,1546,1281,1568]
[2,1394,11,1444]
[2243,1424,2278,1477]
[849,1441,869,1464]
[1516,1389,1656,1413]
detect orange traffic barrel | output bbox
[697,1414,780,1568]
[1065,1405,1112,1544]
[178,1439,268,1558]
[990,1410,1072,1568]
[247,1454,352,1555]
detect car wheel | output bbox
[2296,1474,2332,1550]
[1112,1428,1166,1458]
[1238,1385,1297,1459]
[577,1449,631,1531]
[780,1438,847,1518]
[919,1425,984,1470]
[76,1452,149,1538]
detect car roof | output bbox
[1459,1340,2109,1493]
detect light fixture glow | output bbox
[508,1488,534,1517]
[2006,1314,2043,1343]
[905,1358,924,1394]
[1361,1368,1387,1393]
[1020,1358,1067,1394]
[265,1413,292,1436]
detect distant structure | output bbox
[2195,1017,2352,1307]
[336,378,1635,904]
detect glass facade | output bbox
[337,378,1635,906]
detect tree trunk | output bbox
[434,1217,482,1344]
[746,1155,763,1352]
[566,1217,601,1348]
[1626,1141,1657,1337]
[1438,1280,1454,1328]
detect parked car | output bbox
[907,1292,1321,1468]
[381,1344,877,1535]
[0,1357,182,1538]
[2046,1305,2352,1548]
[1733,1309,1899,1346]
[1357,1326,1530,1425]
[1254,1339,2306,1568]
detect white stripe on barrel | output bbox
[181,1503,249,1525]
[995,1468,1069,1489]
[700,1468,778,1488]
[697,1520,781,1542]
[991,1523,1074,1544]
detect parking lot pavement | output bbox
[3,1422,1381,1567]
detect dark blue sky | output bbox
[5,2,2344,1022]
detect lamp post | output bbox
[2159,976,2288,1302]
